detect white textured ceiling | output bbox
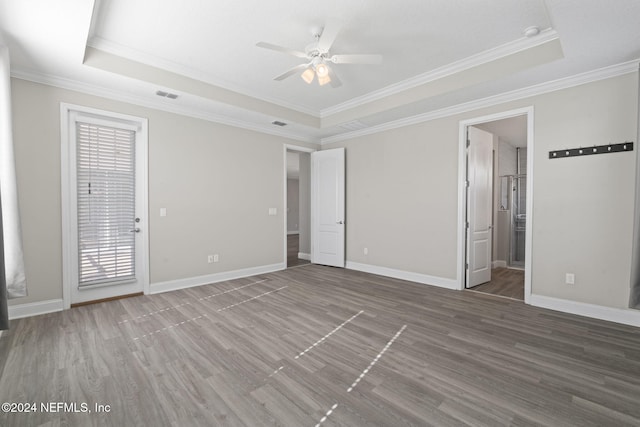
[1,0,640,144]
[90,0,552,112]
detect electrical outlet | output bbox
[565,273,575,285]
[213,254,219,263]
[207,255,214,264]
[364,247,368,255]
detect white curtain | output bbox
[1,194,8,329]
[0,44,27,306]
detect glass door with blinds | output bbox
[64,107,148,306]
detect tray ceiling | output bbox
[1,0,639,143]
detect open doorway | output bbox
[460,108,533,302]
[285,148,312,268]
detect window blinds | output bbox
[76,122,136,287]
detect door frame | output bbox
[283,144,316,266]
[60,103,150,309]
[457,106,534,303]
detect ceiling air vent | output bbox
[272,120,287,127]
[156,90,179,99]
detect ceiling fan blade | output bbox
[273,63,308,81]
[317,22,341,52]
[330,54,383,64]
[327,65,342,88]
[256,42,308,59]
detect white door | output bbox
[65,109,148,305]
[466,126,493,288]
[311,148,345,267]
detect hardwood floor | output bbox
[469,267,525,300]
[1,265,640,426]
[287,234,310,268]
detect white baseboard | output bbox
[298,252,311,261]
[346,261,459,290]
[8,298,64,320]
[492,260,507,268]
[149,262,286,295]
[530,294,640,327]
[287,231,299,235]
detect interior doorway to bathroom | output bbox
[462,110,531,302]
[285,148,312,268]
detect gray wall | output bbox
[494,137,516,265]
[328,122,460,278]
[8,78,314,305]
[494,138,518,266]
[8,72,640,313]
[287,178,299,233]
[325,72,638,310]
[298,152,311,255]
[499,139,518,176]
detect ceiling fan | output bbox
[256,23,382,88]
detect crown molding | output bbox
[320,29,559,118]
[10,68,320,145]
[10,58,638,147]
[87,36,321,118]
[320,59,639,145]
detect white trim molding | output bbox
[12,69,319,145]
[320,60,639,145]
[346,261,458,290]
[321,30,559,117]
[11,58,638,147]
[492,260,508,269]
[87,36,320,118]
[149,263,285,295]
[298,252,311,261]
[8,299,64,320]
[530,294,640,327]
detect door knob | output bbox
[336,220,344,224]
[129,228,141,233]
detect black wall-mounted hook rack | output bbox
[549,142,634,159]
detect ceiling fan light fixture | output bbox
[318,73,331,86]
[301,67,315,84]
[315,62,329,78]
[257,22,382,89]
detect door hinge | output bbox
[466,139,470,148]
[466,263,469,269]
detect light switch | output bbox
[160,208,167,217]
[269,208,277,216]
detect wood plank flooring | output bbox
[1,265,640,426]
[469,268,525,300]
[287,234,310,268]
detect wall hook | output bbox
[549,142,634,159]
